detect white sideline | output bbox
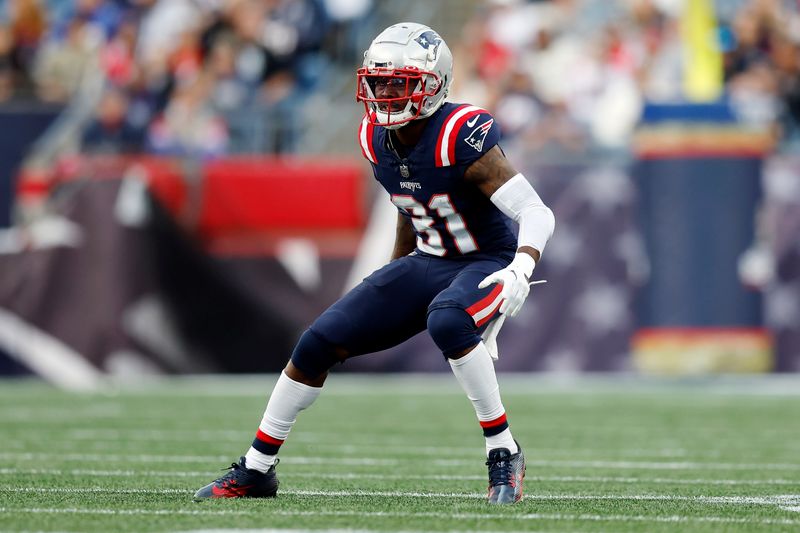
[2,451,799,470]
[2,467,799,487]
[0,507,798,526]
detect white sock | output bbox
[486,428,517,453]
[449,342,518,456]
[244,370,322,472]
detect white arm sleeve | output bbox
[490,173,555,253]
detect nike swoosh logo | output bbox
[466,116,478,128]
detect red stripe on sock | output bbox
[255,429,284,446]
[479,413,507,429]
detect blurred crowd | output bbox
[0,0,372,156]
[1,0,799,158]
[453,0,800,154]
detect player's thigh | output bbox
[429,257,510,331]
[309,255,435,356]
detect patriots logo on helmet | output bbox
[464,118,493,152]
[415,31,442,55]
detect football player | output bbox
[195,22,555,505]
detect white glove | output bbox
[478,253,537,317]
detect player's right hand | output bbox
[477,253,536,317]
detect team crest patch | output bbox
[414,31,442,56]
[464,118,493,152]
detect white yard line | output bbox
[0,453,397,466]
[8,434,799,462]
[0,506,798,526]
[522,459,800,471]
[0,406,123,421]
[5,486,800,507]
[3,451,798,470]
[43,429,699,457]
[2,467,799,487]
[7,428,796,459]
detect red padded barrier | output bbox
[199,157,365,238]
[31,154,367,255]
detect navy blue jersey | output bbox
[358,102,517,257]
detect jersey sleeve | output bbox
[434,106,501,168]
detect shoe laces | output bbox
[213,461,244,484]
[486,455,513,487]
[215,458,278,483]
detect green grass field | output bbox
[1,374,799,532]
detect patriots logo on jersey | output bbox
[464,118,494,152]
[415,31,442,55]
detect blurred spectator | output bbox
[322,0,373,64]
[0,24,15,101]
[454,0,800,154]
[201,0,281,107]
[7,0,47,94]
[261,0,329,92]
[72,0,125,41]
[493,69,545,141]
[773,35,800,140]
[525,101,587,153]
[135,0,208,68]
[0,0,343,154]
[636,3,683,102]
[205,33,254,110]
[32,15,100,102]
[82,86,145,153]
[100,16,137,88]
[145,73,228,157]
[9,0,794,157]
[195,0,328,152]
[169,25,205,87]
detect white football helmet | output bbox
[356,22,453,129]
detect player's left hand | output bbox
[478,253,537,317]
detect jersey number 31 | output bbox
[392,194,478,256]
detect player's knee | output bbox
[427,306,481,359]
[290,328,345,380]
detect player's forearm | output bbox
[391,234,416,259]
[517,245,541,264]
[391,215,417,259]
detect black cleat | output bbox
[193,457,279,500]
[486,442,525,504]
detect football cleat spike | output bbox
[486,441,525,504]
[193,457,279,500]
